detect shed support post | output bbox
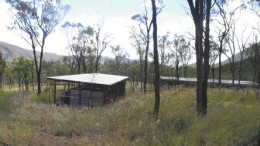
[79,88,82,107]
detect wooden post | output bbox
[53,81,57,105]
[79,87,82,107]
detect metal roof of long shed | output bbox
[160,76,256,85]
[47,73,129,86]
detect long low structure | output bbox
[161,76,258,87]
[47,73,129,107]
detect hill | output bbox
[0,41,62,62]
[220,51,249,66]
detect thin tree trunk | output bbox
[82,58,87,73]
[231,55,235,85]
[257,71,260,84]
[238,58,243,85]
[95,57,100,73]
[144,43,149,93]
[218,49,222,84]
[140,58,143,91]
[31,37,41,95]
[176,61,179,84]
[184,67,188,77]
[77,60,81,74]
[151,0,160,117]
[0,74,3,89]
[212,68,215,83]
[202,0,211,116]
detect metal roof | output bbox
[47,73,129,86]
[160,76,256,86]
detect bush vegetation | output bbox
[0,86,259,145]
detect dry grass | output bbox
[0,87,259,145]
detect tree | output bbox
[151,0,162,116]
[247,35,260,84]
[209,40,219,83]
[13,57,34,91]
[237,28,253,85]
[92,23,110,73]
[158,33,171,74]
[249,0,260,17]
[213,0,243,84]
[132,2,163,93]
[0,51,6,89]
[6,0,69,94]
[172,35,182,84]
[111,45,128,75]
[174,35,193,78]
[187,0,212,116]
[63,55,75,74]
[4,66,15,89]
[132,10,152,93]
[223,25,237,85]
[62,22,94,74]
[126,61,140,92]
[130,26,145,90]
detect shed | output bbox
[47,73,129,107]
[160,76,257,88]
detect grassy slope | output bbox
[0,87,259,146]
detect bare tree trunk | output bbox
[195,18,205,116]
[144,44,149,93]
[212,68,215,83]
[176,61,180,84]
[0,74,3,89]
[187,0,210,116]
[184,66,188,77]
[82,58,87,73]
[143,19,152,93]
[77,60,81,74]
[257,71,260,84]
[151,0,160,117]
[231,55,235,85]
[0,51,6,90]
[218,50,222,84]
[238,58,243,85]
[140,58,143,91]
[202,0,211,115]
[31,36,41,94]
[95,56,100,73]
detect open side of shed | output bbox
[47,73,129,107]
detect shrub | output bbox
[29,92,54,104]
[0,91,14,115]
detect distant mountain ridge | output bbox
[0,41,62,62]
[220,52,249,66]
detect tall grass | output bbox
[0,87,259,145]
[0,91,13,114]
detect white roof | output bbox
[160,76,255,85]
[47,73,129,86]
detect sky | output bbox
[0,0,193,59]
[0,0,259,60]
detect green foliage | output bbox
[29,92,54,104]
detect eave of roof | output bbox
[47,73,129,86]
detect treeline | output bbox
[1,41,258,91]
